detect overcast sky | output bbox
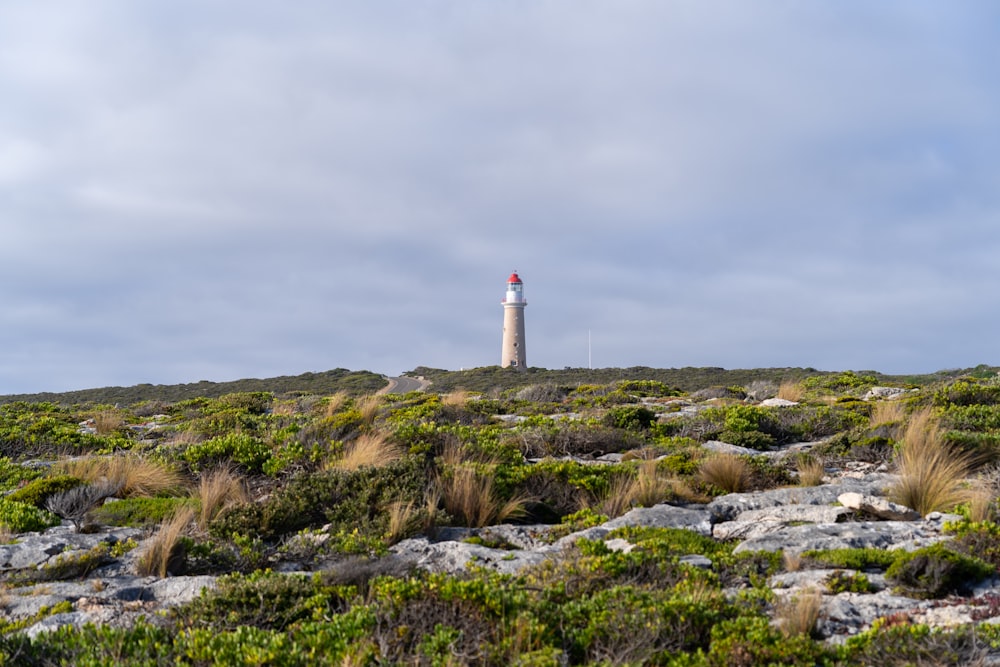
[2,2,999,393]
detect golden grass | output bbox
[594,472,637,518]
[775,588,822,638]
[890,408,972,515]
[967,483,996,523]
[385,500,416,544]
[782,551,803,572]
[698,454,751,494]
[137,507,195,577]
[93,410,124,436]
[354,395,381,426]
[777,381,804,402]
[328,433,402,471]
[630,460,670,508]
[441,390,472,407]
[796,455,826,487]
[870,400,906,428]
[271,400,299,416]
[324,391,349,417]
[195,466,249,529]
[439,466,529,528]
[56,455,183,498]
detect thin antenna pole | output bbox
[588,330,592,370]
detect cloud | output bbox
[0,1,999,392]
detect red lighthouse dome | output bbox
[507,272,522,284]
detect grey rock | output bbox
[679,554,713,569]
[760,398,798,407]
[149,575,217,604]
[820,590,931,638]
[838,492,920,521]
[24,612,94,639]
[390,537,550,575]
[707,477,889,523]
[713,505,852,541]
[863,387,909,400]
[0,526,142,572]
[601,504,713,535]
[701,440,763,456]
[733,520,948,555]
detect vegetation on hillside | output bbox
[0,366,997,663]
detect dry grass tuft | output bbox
[439,466,529,528]
[329,433,402,471]
[441,390,472,407]
[870,400,907,428]
[630,460,670,508]
[783,551,803,572]
[385,500,416,544]
[796,455,826,487]
[777,381,804,402]
[56,455,183,498]
[354,395,381,426]
[324,392,349,417]
[775,588,822,637]
[137,507,195,577]
[271,400,299,416]
[195,466,249,529]
[890,408,972,515]
[93,410,124,436]
[594,472,637,518]
[698,454,751,494]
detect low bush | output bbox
[802,547,898,571]
[0,497,61,533]
[45,482,123,531]
[183,433,272,473]
[824,570,875,594]
[172,571,351,632]
[92,497,198,528]
[6,475,84,508]
[885,543,993,599]
[601,405,657,430]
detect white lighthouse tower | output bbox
[501,271,527,369]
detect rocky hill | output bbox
[0,369,999,664]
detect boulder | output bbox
[733,520,948,555]
[712,505,852,541]
[390,537,550,575]
[838,492,920,521]
[760,398,798,407]
[707,476,890,522]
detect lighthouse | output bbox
[501,272,527,369]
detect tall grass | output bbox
[698,454,751,494]
[324,391,349,417]
[354,395,381,426]
[56,455,183,498]
[137,507,195,577]
[631,460,670,508]
[439,466,529,528]
[93,410,124,436]
[329,433,402,471]
[870,400,906,428]
[385,500,416,544]
[195,466,248,529]
[796,454,826,487]
[890,408,971,515]
[596,472,638,518]
[441,390,472,407]
[775,588,822,638]
[777,381,804,402]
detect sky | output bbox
[2,2,1000,393]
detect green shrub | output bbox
[0,497,61,533]
[933,379,1000,407]
[212,458,425,543]
[92,497,199,528]
[824,570,875,594]
[172,571,351,631]
[602,405,657,430]
[0,457,42,492]
[699,614,835,666]
[803,547,898,571]
[842,622,988,666]
[616,380,682,397]
[216,392,273,415]
[885,543,993,599]
[948,520,1000,568]
[6,475,84,508]
[183,433,272,473]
